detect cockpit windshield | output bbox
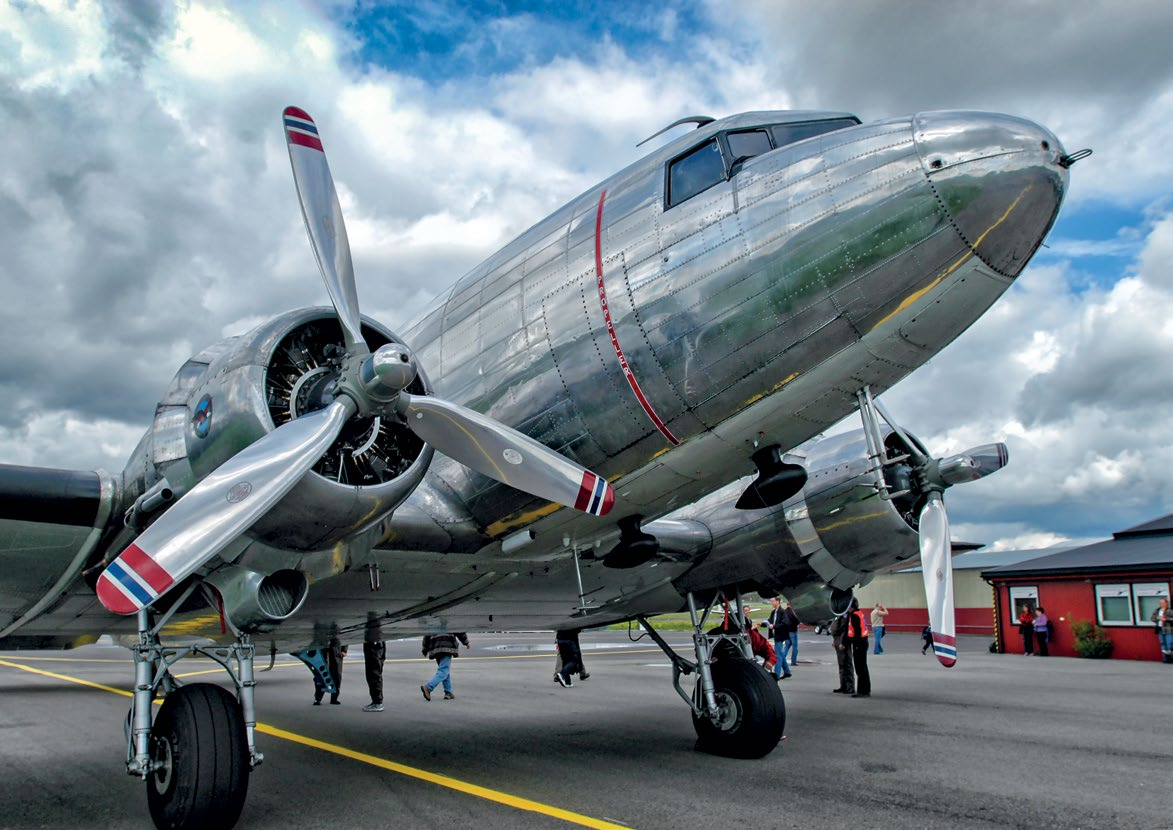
[665,116,860,208]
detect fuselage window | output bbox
[770,118,859,149]
[726,129,773,164]
[667,138,725,207]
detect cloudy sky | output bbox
[2,0,1172,551]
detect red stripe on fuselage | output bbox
[120,543,175,594]
[594,191,679,447]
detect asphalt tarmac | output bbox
[1,630,1170,830]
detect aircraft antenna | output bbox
[637,115,716,147]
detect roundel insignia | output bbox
[502,448,523,465]
[226,482,253,504]
[193,394,213,439]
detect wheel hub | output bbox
[710,690,744,732]
[149,734,174,791]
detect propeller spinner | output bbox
[97,107,614,616]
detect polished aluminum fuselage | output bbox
[0,109,1068,649]
[405,110,1064,543]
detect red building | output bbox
[983,515,1173,661]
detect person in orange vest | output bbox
[844,598,871,698]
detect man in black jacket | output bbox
[830,613,855,695]
[766,597,793,679]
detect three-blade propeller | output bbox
[97,106,614,616]
[872,398,1007,667]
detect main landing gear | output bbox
[125,604,261,830]
[637,589,785,758]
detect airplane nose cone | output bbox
[914,111,1069,278]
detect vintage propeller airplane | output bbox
[0,103,1081,829]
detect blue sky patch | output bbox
[340,1,708,83]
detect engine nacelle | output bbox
[780,428,922,591]
[126,308,434,551]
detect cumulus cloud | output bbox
[884,209,1173,544]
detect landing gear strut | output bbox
[126,602,261,830]
[638,588,785,758]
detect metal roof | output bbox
[983,513,1173,578]
[896,548,1062,574]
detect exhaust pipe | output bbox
[205,565,309,633]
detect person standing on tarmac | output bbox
[766,597,792,679]
[362,640,386,712]
[312,640,346,705]
[1153,597,1173,663]
[870,602,889,654]
[845,598,871,698]
[830,612,855,695]
[1033,607,1051,657]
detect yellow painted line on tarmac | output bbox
[0,655,128,663]
[0,655,636,829]
[255,722,631,829]
[0,657,133,697]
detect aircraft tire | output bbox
[692,657,785,759]
[146,683,250,830]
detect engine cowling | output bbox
[673,427,927,623]
[786,428,924,584]
[134,308,434,551]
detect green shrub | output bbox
[1069,616,1114,659]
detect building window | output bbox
[1134,582,1171,625]
[1095,584,1133,625]
[1009,586,1038,622]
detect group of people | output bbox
[308,627,596,707]
[762,596,884,698]
[1017,605,1052,656]
[309,631,471,711]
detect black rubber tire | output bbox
[146,683,250,830]
[692,657,785,759]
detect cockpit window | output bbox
[726,129,772,163]
[770,118,858,149]
[667,138,725,207]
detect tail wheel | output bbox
[147,683,250,830]
[692,657,785,759]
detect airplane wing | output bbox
[0,464,127,647]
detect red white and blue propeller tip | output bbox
[575,471,614,516]
[931,632,957,667]
[96,543,175,615]
[283,106,324,152]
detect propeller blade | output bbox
[96,398,356,615]
[400,394,614,516]
[283,106,366,353]
[918,494,957,667]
